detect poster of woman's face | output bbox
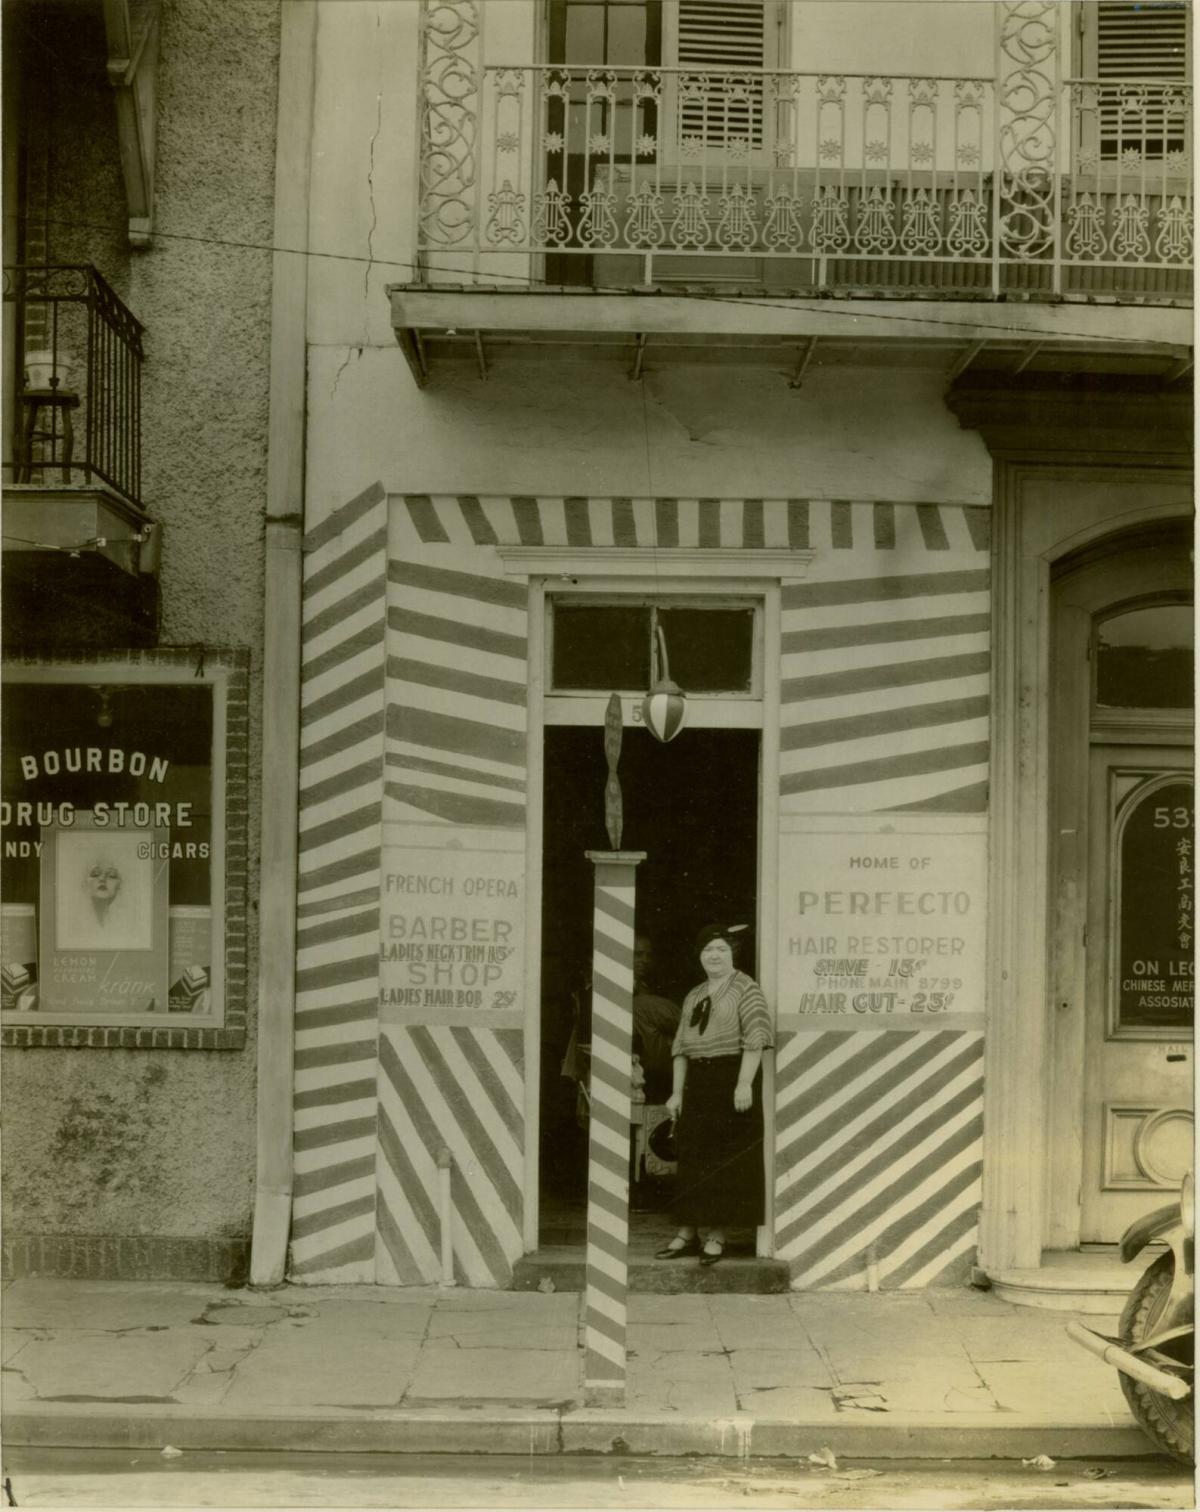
[55,830,153,952]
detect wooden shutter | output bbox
[672,0,771,148]
[1095,0,1189,80]
[1092,1,1189,158]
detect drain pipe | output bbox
[438,1147,456,1286]
[249,0,316,1288]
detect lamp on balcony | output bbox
[641,624,687,744]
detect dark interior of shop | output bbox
[539,725,760,1244]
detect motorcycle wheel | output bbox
[1118,1252,1194,1467]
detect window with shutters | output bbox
[665,0,775,152]
[548,1,779,155]
[1079,0,1190,161]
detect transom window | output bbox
[1094,598,1194,711]
[549,598,758,694]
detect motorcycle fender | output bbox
[1121,1204,1181,1264]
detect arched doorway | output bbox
[1048,523,1194,1248]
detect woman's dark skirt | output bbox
[674,1054,765,1228]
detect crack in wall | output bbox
[365,58,382,302]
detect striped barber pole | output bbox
[583,850,644,1407]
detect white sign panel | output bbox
[777,822,987,1024]
[380,837,524,1025]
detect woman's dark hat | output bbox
[695,921,749,953]
[648,1118,678,1163]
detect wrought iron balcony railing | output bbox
[4,265,145,509]
[419,62,1193,297]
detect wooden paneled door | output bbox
[1050,528,1194,1246]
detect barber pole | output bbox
[641,682,687,743]
[642,624,687,743]
[583,849,644,1407]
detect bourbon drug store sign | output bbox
[1,682,216,1022]
[379,830,525,1025]
[778,819,987,1021]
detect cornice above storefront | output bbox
[388,286,1193,390]
[946,373,1194,460]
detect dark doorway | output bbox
[539,725,760,1240]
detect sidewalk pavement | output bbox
[1,1278,1151,1461]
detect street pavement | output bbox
[1,1277,1154,1462]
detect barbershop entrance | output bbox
[537,725,763,1269]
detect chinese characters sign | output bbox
[1117,780,1194,1031]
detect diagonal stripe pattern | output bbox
[774,1026,985,1289]
[584,852,642,1405]
[385,551,529,829]
[397,494,990,556]
[779,521,990,814]
[375,1025,525,1286]
[394,494,989,817]
[292,482,389,1282]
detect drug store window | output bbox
[1,652,249,1049]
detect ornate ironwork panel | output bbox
[995,1,1058,264]
[419,0,481,250]
[410,27,1191,291]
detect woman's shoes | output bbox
[655,1235,700,1260]
[698,1239,725,1267]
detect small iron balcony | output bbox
[4,264,145,510]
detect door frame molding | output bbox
[1047,546,1194,1246]
[502,547,807,1254]
[978,461,1192,1275]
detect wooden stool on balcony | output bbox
[17,386,80,484]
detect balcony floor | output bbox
[388,285,1193,387]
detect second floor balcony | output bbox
[2,265,159,648]
[4,264,145,508]
[418,61,1193,301]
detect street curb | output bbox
[4,1405,1155,1461]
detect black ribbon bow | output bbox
[689,994,712,1035]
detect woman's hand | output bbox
[665,1091,683,1121]
[733,1081,753,1113]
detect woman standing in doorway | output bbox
[655,922,772,1267]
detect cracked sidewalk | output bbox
[1,1278,1150,1460]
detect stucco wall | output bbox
[2,0,280,1257]
[300,0,992,519]
[306,347,992,524]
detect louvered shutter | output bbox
[671,0,772,149]
[1093,0,1189,159]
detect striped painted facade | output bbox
[384,541,528,832]
[397,491,989,557]
[293,482,389,1282]
[779,507,989,815]
[376,1025,525,1286]
[375,504,533,1285]
[774,1026,986,1289]
[292,487,990,1290]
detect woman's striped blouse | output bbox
[671,971,773,1061]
